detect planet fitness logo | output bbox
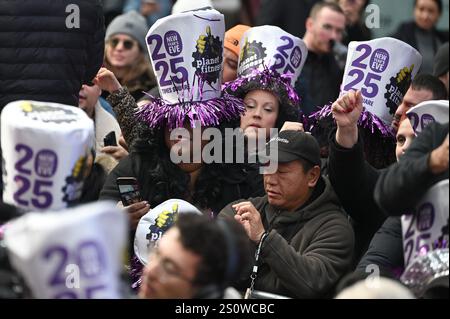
[238,38,267,76]
[192,26,223,85]
[384,65,415,115]
[146,203,179,246]
[62,154,90,206]
[21,102,79,124]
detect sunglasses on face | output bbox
[109,38,136,50]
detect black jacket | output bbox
[375,122,449,216]
[0,0,105,109]
[328,130,387,262]
[392,21,448,54]
[295,51,342,116]
[255,0,321,39]
[100,154,265,217]
[356,216,404,278]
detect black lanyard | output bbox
[244,230,270,299]
[244,205,279,299]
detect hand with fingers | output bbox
[280,121,305,133]
[118,134,129,151]
[332,90,364,148]
[429,134,449,175]
[93,67,122,94]
[232,202,266,243]
[332,90,363,128]
[117,200,151,230]
[101,144,129,161]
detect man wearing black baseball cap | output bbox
[219,130,354,299]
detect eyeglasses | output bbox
[108,38,136,50]
[146,248,194,284]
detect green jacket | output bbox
[218,177,354,298]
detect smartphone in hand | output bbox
[104,131,117,147]
[116,177,143,206]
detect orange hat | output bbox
[224,24,250,57]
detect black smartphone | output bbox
[104,131,117,147]
[116,177,143,206]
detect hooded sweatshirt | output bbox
[219,176,354,298]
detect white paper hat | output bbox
[171,0,213,14]
[137,8,243,129]
[401,179,449,271]
[406,100,449,135]
[1,101,94,212]
[134,199,202,265]
[3,201,128,299]
[237,26,307,86]
[339,37,422,135]
[224,25,308,108]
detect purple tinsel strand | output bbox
[309,103,395,138]
[222,67,300,107]
[130,254,143,291]
[137,92,244,130]
[136,71,245,129]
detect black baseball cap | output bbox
[259,130,321,165]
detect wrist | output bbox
[429,150,444,175]
[336,125,358,148]
[255,230,269,244]
[110,85,122,94]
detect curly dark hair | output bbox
[131,126,227,211]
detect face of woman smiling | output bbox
[106,34,141,69]
[240,90,280,141]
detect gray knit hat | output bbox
[105,11,148,52]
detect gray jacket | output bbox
[219,176,354,298]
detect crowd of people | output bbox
[0,0,448,300]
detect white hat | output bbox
[340,37,422,136]
[406,100,449,135]
[401,179,449,276]
[335,277,415,299]
[3,201,127,299]
[1,101,94,212]
[134,199,202,265]
[137,8,243,129]
[171,0,214,14]
[224,25,308,110]
[237,26,307,87]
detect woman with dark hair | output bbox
[393,0,448,74]
[223,26,309,152]
[97,9,264,290]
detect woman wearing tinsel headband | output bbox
[222,25,309,151]
[97,9,265,291]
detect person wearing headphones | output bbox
[139,213,251,299]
